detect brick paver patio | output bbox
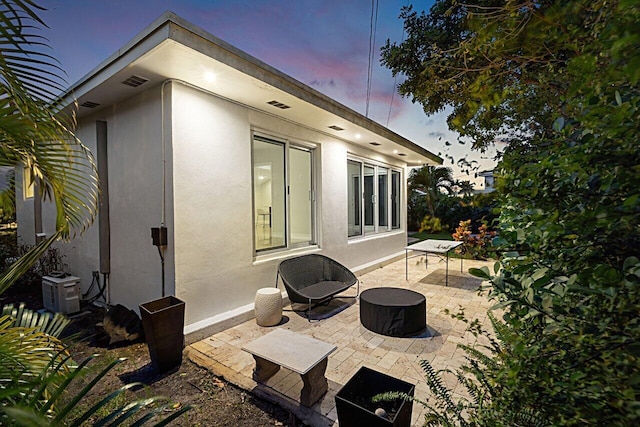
[186,255,495,426]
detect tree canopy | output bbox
[384,0,640,424]
[381,0,637,149]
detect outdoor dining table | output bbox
[405,239,463,286]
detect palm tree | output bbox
[455,179,475,198]
[0,0,99,295]
[408,165,454,217]
[0,2,190,425]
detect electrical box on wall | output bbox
[151,226,168,247]
[42,275,81,314]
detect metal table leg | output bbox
[446,250,449,286]
[405,249,408,280]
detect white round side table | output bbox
[254,288,283,327]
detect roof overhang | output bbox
[59,12,441,167]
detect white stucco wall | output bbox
[20,85,174,312]
[16,80,411,335]
[170,82,408,330]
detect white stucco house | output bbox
[475,170,495,194]
[15,12,441,340]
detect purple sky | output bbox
[44,0,496,185]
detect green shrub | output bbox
[419,215,444,234]
[452,219,496,260]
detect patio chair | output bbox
[276,254,359,321]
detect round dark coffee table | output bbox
[359,287,426,337]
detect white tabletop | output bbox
[405,239,463,254]
[242,329,336,375]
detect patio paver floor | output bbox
[186,255,495,426]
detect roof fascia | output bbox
[59,11,441,165]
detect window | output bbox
[347,160,361,237]
[23,166,34,199]
[348,159,401,237]
[391,170,401,229]
[253,134,314,252]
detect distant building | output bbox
[475,170,495,194]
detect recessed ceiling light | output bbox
[204,71,217,83]
[393,149,399,154]
[355,133,362,139]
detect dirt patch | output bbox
[2,287,306,426]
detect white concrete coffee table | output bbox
[241,328,336,406]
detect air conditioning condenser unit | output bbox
[42,275,80,314]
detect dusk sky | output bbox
[43,0,497,186]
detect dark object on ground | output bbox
[336,366,415,427]
[276,254,359,320]
[360,287,426,337]
[140,296,185,373]
[1,293,306,426]
[102,303,142,345]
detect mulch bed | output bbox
[1,285,307,426]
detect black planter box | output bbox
[335,366,415,427]
[139,296,185,373]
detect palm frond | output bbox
[0,0,65,102]
[0,314,70,422]
[65,360,193,426]
[0,232,61,294]
[1,350,192,426]
[0,0,99,294]
[1,302,71,337]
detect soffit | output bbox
[65,13,441,167]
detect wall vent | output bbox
[398,153,407,157]
[81,101,100,108]
[328,125,344,131]
[121,75,149,88]
[369,142,381,146]
[267,100,291,109]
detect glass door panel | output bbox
[347,160,362,237]
[391,170,401,229]
[289,147,313,245]
[253,138,286,251]
[364,164,375,233]
[378,167,388,229]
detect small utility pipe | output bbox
[158,246,165,297]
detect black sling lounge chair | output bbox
[276,254,359,321]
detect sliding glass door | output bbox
[253,134,315,253]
